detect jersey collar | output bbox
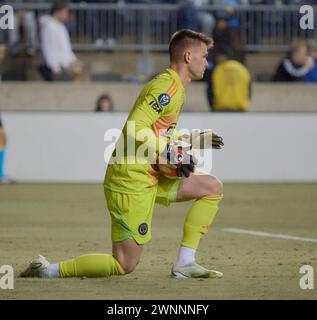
[166,68,185,91]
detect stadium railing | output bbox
[6,3,317,51]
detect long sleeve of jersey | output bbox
[126,80,179,158]
[127,96,167,156]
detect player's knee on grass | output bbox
[116,256,140,274]
[112,239,143,274]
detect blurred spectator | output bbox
[206,47,251,112]
[212,10,245,63]
[95,94,114,112]
[273,40,314,82]
[195,0,215,37]
[248,1,281,4]
[72,0,117,2]
[38,2,82,81]
[0,115,9,183]
[0,41,6,81]
[216,0,240,29]
[282,0,317,4]
[8,9,38,56]
[177,0,215,37]
[305,40,317,83]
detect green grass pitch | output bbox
[0,183,316,300]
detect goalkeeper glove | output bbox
[191,130,224,149]
[161,141,196,178]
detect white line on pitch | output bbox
[223,228,317,244]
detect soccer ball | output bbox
[155,140,196,179]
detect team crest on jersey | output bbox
[138,223,148,236]
[158,93,171,107]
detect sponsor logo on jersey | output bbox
[149,100,163,114]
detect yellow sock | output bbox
[181,195,223,249]
[59,253,125,278]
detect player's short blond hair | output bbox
[169,29,214,62]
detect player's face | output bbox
[188,42,209,81]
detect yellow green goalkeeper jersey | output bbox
[104,68,186,194]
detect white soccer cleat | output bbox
[171,263,223,279]
[20,255,50,278]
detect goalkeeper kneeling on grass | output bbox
[20,29,225,279]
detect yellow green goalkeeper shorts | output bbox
[104,176,180,245]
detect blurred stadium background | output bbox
[0,0,317,300]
